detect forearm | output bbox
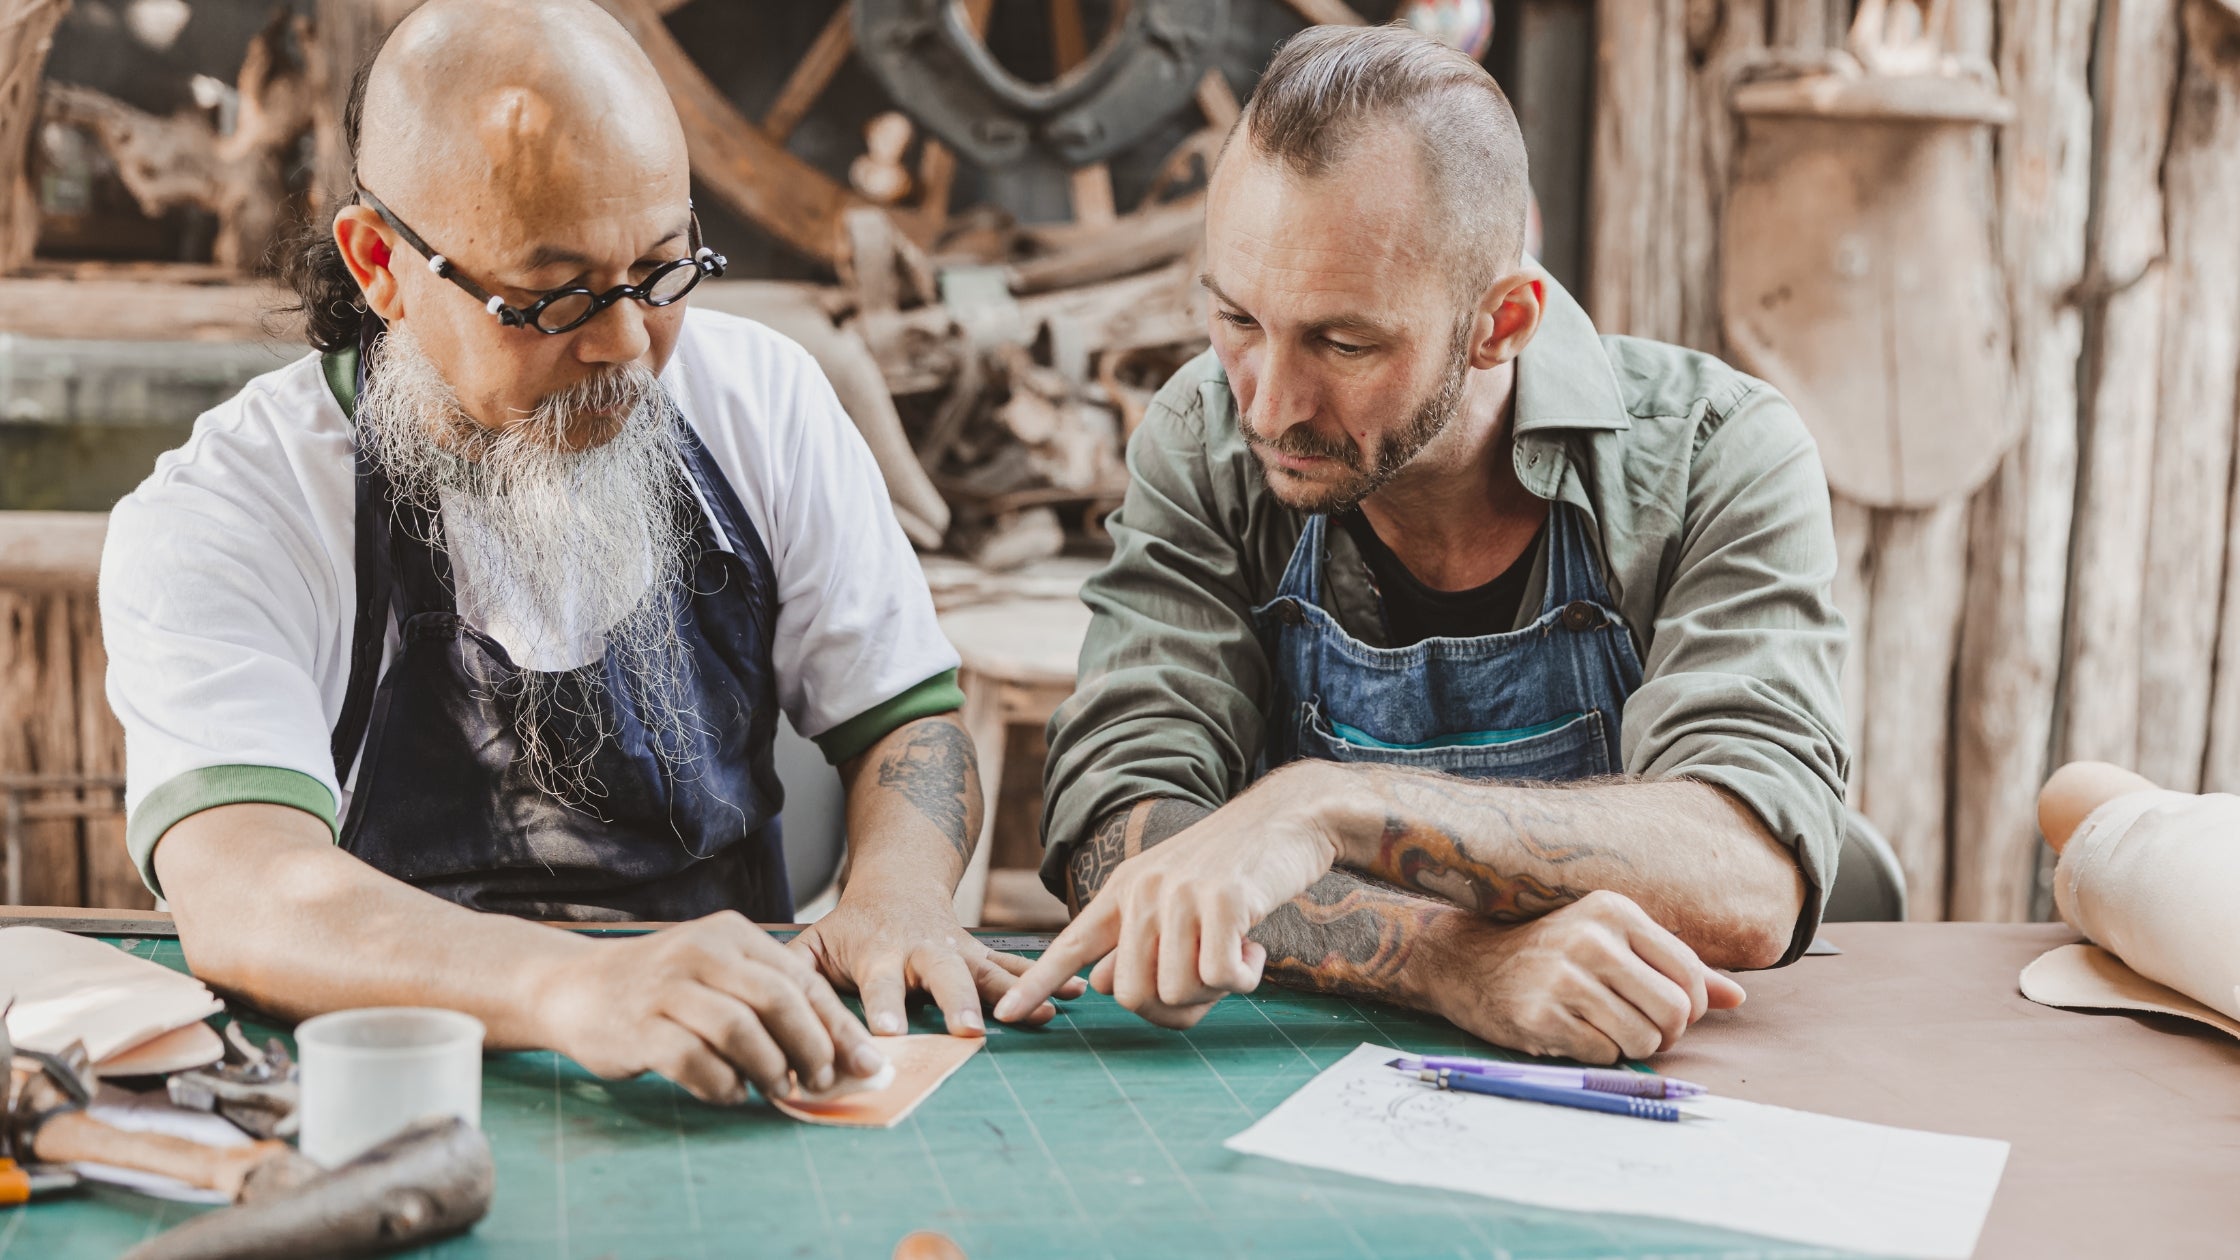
[838,714,982,897]
[154,803,593,1048]
[1315,764,1803,968]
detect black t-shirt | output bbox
[1336,511,1543,648]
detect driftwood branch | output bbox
[0,0,72,272]
[41,8,317,271]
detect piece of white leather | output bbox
[2049,788,2240,1024]
[2019,942,2240,1041]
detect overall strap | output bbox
[1539,501,1608,611]
[1273,514,1329,608]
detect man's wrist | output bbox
[515,927,600,1051]
[1267,759,1370,869]
[1387,903,1474,1014]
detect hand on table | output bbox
[1421,890,1747,1063]
[538,910,885,1105]
[994,786,1342,1029]
[789,890,1087,1037]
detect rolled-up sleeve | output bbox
[1038,381,1274,896]
[1619,384,1850,966]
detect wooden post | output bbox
[1829,496,1876,799]
[1949,0,2095,922]
[0,0,70,274]
[1851,500,1971,919]
[2155,0,2240,791]
[2057,0,2181,773]
[1586,0,1687,340]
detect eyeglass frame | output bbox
[354,183,728,334]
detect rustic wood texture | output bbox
[1586,0,1687,342]
[0,511,107,590]
[595,0,876,264]
[1,590,86,906]
[761,1,854,143]
[2057,0,2180,773]
[0,272,295,341]
[2159,0,2240,791]
[0,0,70,273]
[1829,496,1876,799]
[1949,0,2096,921]
[1850,500,1971,918]
[72,593,141,911]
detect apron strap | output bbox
[676,421,779,615]
[328,339,386,785]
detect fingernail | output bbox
[850,1043,888,1077]
[956,1009,985,1034]
[991,996,1019,1023]
[809,1065,835,1093]
[871,1012,903,1035]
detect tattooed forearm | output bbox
[1065,797,1210,911]
[1371,809,1591,923]
[1250,871,1445,1004]
[1327,766,1802,967]
[874,720,981,862]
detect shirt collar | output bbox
[1512,269,1630,437]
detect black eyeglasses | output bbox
[355,184,728,334]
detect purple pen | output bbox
[1386,1056,1706,1099]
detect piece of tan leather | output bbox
[1657,922,2240,1260]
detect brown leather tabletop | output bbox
[1659,922,2240,1259]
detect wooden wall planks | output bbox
[1592,0,2240,919]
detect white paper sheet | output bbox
[1224,1044,2008,1260]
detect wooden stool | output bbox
[934,598,1091,926]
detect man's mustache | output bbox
[1244,423,1363,469]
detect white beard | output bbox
[352,325,704,803]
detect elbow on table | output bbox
[1701,912,1792,972]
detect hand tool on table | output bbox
[7,1033,317,1202]
[0,1155,79,1204]
[9,1001,492,1255]
[119,1115,494,1260]
[167,1021,301,1139]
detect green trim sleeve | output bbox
[812,669,966,765]
[129,765,339,898]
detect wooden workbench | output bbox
[2,918,2232,1258]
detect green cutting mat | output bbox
[2,936,1839,1260]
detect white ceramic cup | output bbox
[296,1007,484,1168]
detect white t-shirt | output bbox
[100,308,959,865]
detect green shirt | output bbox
[1039,277,1850,963]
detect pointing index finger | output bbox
[992,899,1120,1023]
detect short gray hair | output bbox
[1234,24,1530,299]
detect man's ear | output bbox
[333,206,405,324]
[1467,271,1544,370]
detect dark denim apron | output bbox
[322,349,791,921]
[1252,502,1642,782]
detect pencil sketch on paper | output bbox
[1224,1043,2008,1260]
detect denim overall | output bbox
[1252,503,1642,782]
[322,349,792,921]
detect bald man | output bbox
[98,0,1078,1107]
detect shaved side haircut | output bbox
[1235,24,1531,301]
